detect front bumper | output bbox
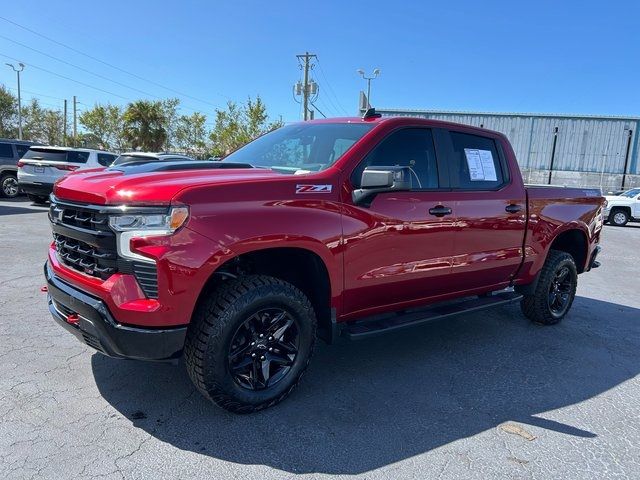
[19,181,54,197]
[45,262,186,361]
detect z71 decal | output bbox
[295,184,333,194]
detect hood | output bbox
[53,166,282,205]
[604,195,633,206]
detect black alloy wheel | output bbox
[228,308,300,391]
[547,265,574,317]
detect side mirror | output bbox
[352,166,412,205]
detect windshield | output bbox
[221,123,374,173]
[620,188,640,198]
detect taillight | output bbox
[55,165,79,171]
[17,161,25,168]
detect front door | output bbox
[342,127,457,317]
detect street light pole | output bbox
[5,63,25,140]
[357,68,381,108]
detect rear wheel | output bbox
[27,194,48,204]
[184,275,316,413]
[521,250,577,325]
[0,173,19,198]
[609,209,629,226]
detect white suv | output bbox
[17,146,118,203]
[604,188,640,226]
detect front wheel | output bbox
[184,275,317,413]
[521,250,577,325]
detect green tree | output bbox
[175,112,207,156]
[123,100,167,151]
[209,96,283,156]
[161,98,180,150]
[41,109,64,145]
[0,84,17,138]
[79,103,126,150]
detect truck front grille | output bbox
[49,198,159,298]
[53,233,117,280]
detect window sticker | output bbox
[464,148,498,182]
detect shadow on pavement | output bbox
[91,296,640,475]
[0,197,48,216]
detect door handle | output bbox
[505,204,523,213]
[428,205,452,217]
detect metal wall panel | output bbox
[377,110,640,175]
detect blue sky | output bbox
[1,0,639,124]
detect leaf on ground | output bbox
[499,422,537,441]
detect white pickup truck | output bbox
[604,188,640,226]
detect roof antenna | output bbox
[362,107,382,120]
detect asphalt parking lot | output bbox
[1,197,639,480]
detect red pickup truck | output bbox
[45,111,604,412]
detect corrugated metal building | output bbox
[374,108,640,192]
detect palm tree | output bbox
[123,100,167,151]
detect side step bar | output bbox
[342,291,523,340]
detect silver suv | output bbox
[18,146,117,204]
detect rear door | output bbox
[342,127,458,316]
[442,129,527,292]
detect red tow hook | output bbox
[41,286,48,293]
[66,313,80,325]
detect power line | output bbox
[0,15,229,106]
[314,95,337,117]
[310,102,327,118]
[1,52,217,117]
[5,85,65,101]
[315,58,350,116]
[1,35,170,102]
[0,51,131,100]
[0,35,219,113]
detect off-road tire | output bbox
[184,275,317,413]
[0,173,19,198]
[609,208,629,226]
[521,250,577,325]
[27,194,48,204]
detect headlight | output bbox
[109,206,189,233]
[109,206,189,263]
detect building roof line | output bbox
[374,108,640,122]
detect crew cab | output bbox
[44,113,604,413]
[603,188,640,226]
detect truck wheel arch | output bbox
[198,246,335,342]
[517,227,589,296]
[548,228,588,274]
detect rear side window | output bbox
[67,151,90,163]
[448,132,504,189]
[97,153,116,166]
[23,148,89,163]
[0,143,13,158]
[352,128,439,189]
[15,145,29,158]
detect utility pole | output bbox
[63,99,68,146]
[5,63,25,139]
[73,95,77,147]
[295,52,317,120]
